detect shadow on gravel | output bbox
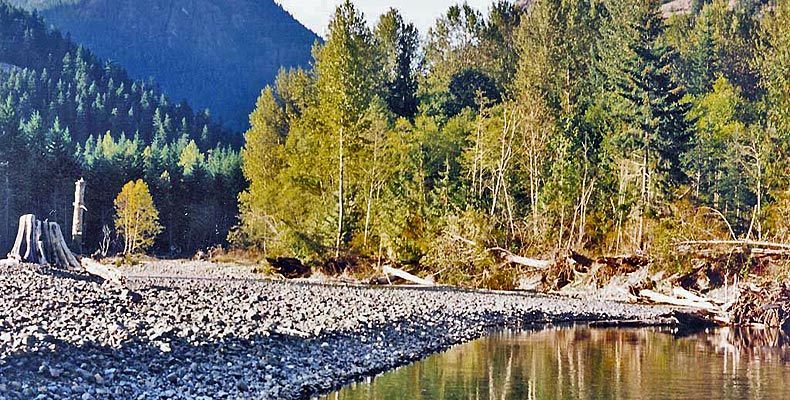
[0,314,509,400]
[2,334,309,399]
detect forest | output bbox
[2,0,790,288]
[0,3,244,256]
[237,0,790,287]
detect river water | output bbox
[322,325,790,399]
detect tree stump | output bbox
[7,214,80,269]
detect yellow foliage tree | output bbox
[114,179,162,254]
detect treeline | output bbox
[0,2,244,255]
[238,0,790,287]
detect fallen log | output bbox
[488,247,552,269]
[672,310,726,328]
[449,235,554,269]
[506,253,553,269]
[673,287,717,304]
[639,289,719,311]
[382,265,434,286]
[677,240,790,250]
[81,258,126,286]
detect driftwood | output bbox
[449,235,554,269]
[489,247,553,269]
[730,282,790,329]
[677,240,790,261]
[81,258,126,286]
[382,265,435,286]
[677,240,790,250]
[640,281,790,329]
[8,214,80,269]
[640,289,719,311]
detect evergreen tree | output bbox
[375,8,419,119]
[613,0,694,248]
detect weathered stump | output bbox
[7,214,80,269]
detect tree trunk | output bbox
[639,145,649,251]
[72,178,86,250]
[335,127,344,259]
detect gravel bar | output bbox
[0,262,675,399]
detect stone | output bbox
[75,368,93,381]
[159,342,172,353]
[245,309,261,321]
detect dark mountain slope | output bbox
[11,0,319,131]
[0,2,244,255]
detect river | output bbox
[322,325,790,399]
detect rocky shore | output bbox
[0,261,674,399]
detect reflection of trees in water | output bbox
[329,326,790,400]
[682,327,790,366]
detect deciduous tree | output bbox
[114,179,162,254]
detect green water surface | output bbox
[322,325,790,400]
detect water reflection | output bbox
[323,325,790,400]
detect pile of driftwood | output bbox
[641,281,790,329]
[637,240,790,329]
[488,239,790,330]
[492,247,647,292]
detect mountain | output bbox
[0,2,244,255]
[9,0,320,132]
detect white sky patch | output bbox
[275,0,495,38]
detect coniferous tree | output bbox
[613,0,694,248]
[375,8,419,120]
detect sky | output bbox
[275,0,495,38]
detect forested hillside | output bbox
[0,2,244,255]
[238,0,790,287]
[8,0,320,131]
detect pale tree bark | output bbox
[742,139,763,241]
[336,127,345,259]
[524,108,547,237]
[7,214,80,269]
[363,126,383,249]
[490,106,519,219]
[573,141,596,249]
[471,111,484,200]
[638,144,649,252]
[72,178,86,250]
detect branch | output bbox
[676,240,790,250]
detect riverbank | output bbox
[0,261,674,399]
